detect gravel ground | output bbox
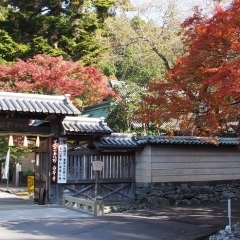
[209,223,240,240]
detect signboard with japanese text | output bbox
[0,118,29,131]
[50,137,59,184]
[57,137,68,183]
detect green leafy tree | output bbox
[96,0,184,134]
[0,30,28,64]
[96,0,184,84]
[107,82,144,133]
[0,0,128,63]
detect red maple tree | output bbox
[136,0,240,136]
[0,54,117,108]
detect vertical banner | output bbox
[57,137,68,183]
[50,137,59,184]
[2,148,10,179]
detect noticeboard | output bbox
[92,161,103,171]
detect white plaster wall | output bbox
[150,145,240,182]
[135,145,152,184]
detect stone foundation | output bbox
[135,181,240,207]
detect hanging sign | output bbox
[0,119,28,131]
[50,137,59,184]
[50,137,68,184]
[57,137,68,183]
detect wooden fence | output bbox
[61,151,135,203]
[67,152,134,180]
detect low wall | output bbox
[135,181,240,207]
[136,145,240,185]
[63,193,104,216]
[135,144,240,207]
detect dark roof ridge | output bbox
[137,135,240,146]
[137,135,240,139]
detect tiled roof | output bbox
[93,135,240,150]
[70,132,240,150]
[0,92,81,115]
[61,116,113,135]
[94,133,140,149]
[137,136,240,146]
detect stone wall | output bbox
[135,181,240,207]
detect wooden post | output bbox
[95,170,98,198]
[228,199,232,233]
[94,196,104,216]
[92,161,103,198]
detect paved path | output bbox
[131,200,240,229]
[0,191,90,222]
[1,185,240,239]
[0,190,220,240]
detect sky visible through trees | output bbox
[0,0,236,136]
[132,0,240,137]
[129,0,231,22]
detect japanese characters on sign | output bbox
[50,137,59,184]
[50,137,68,184]
[0,118,29,131]
[57,137,67,183]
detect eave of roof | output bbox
[61,116,113,136]
[94,133,140,150]
[0,92,81,115]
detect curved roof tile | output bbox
[62,116,113,135]
[0,92,81,115]
[137,136,240,146]
[94,133,139,149]
[94,135,240,150]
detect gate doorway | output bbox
[0,92,139,205]
[34,150,49,203]
[0,92,81,205]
